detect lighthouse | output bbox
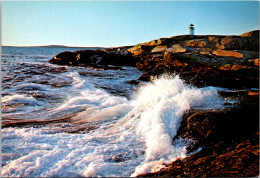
[189,24,195,35]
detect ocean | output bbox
[2,47,228,177]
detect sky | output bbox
[1,1,260,47]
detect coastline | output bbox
[48,30,259,176]
[3,30,258,177]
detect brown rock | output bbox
[148,40,161,46]
[219,36,243,50]
[230,64,248,70]
[199,48,214,55]
[182,39,208,48]
[240,30,259,38]
[219,64,248,71]
[219,64,232,70]
[248,59,259,66]
[151,46,167,53]
[143,38,174,46]
[132,50,143,56]
[208,36,220,43]
[213,49,243,58]
[248,91,259,96]
[166,44,187,53]
[127,45,144,56]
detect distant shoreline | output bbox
[2,45,105,49]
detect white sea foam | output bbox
[2,75,226,177]
[2,94,40,105]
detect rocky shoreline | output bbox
[49,30,259,177]
[138,91,259,177]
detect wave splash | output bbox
[2,75,225,177]
[129,74,223,175]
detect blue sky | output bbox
[2,1,259,47]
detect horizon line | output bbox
[2,29,259,49]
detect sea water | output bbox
[2,47,228,177]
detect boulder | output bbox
[151,45,167,53]
[166,44,187,53]
[127,45,144,56]
[75,50,100,64]
[219,37,242,49]
[49,51,78,65]
[50,49,137,68]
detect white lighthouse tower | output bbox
[189,23,195,35]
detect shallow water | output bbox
[2,47,229,177]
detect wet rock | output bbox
[75,50,101,64]
[49,49,138,69]
[126,80,140,85]
[138,72,152,82]
[139,94,259,177]
[49,51,78,65]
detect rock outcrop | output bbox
[49,30,259,177]
[131,30,259,89]
[138,92,259,177]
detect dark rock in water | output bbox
[138,72,152,82]
[75,50,100,64]
[126,80,140,85]
[49,49,138,69]
[104,65,124,70]
[49,51,78,66]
